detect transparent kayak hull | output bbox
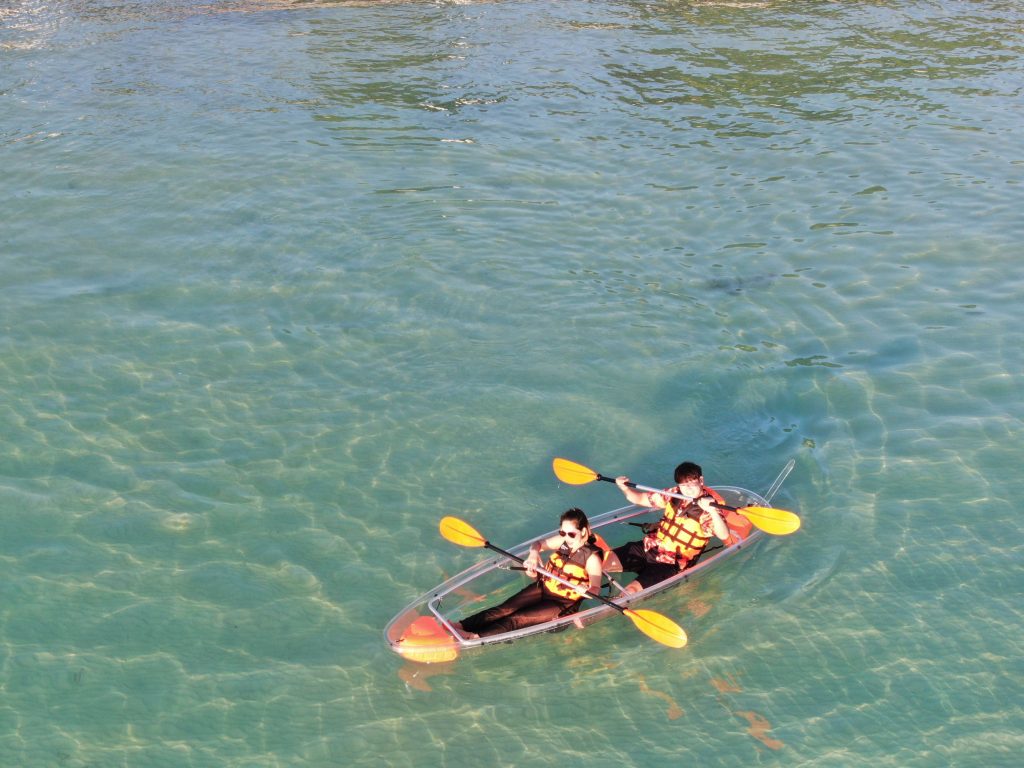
[385,464,793,663]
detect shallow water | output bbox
[2,0,1023,765]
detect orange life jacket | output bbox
[543,543,600,600]
[653,488,726,562]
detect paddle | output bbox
[552,458,801,535]
[439,516,687,649]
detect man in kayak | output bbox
[604,461,729,595]
[454,508,605,638]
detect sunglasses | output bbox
[558,529,580,539]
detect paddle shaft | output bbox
[481,540,632,617]
[593,474,745,514]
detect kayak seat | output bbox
[722,509,753,545]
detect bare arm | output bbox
[524,534,562,576]
[569,552,605,599]
[584,552,604,595]
[615,475,653,507]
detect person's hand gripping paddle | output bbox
[552,458,801,535]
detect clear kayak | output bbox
[384,460,795,663]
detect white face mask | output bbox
[676,479,702,499]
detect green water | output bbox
[2,1,1022,765]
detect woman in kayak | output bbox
[455,508,604,639]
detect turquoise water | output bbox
[2,0,1022,765]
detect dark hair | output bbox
[674,462,703,484]
[560,507,589,529]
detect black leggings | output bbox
[612,540,682,589]
[459,581,581,637]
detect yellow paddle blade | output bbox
[623,608,688,649]
[738,506,801,535]
[439,516,487,548]
[552,457,600,485]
